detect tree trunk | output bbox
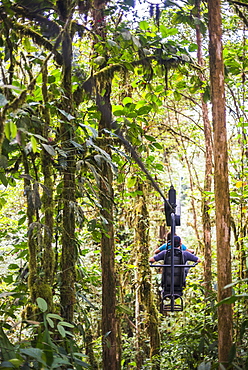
[59,2,76,323]
[41,63,55,287]
[135,182,160,370]
[207,0,233,367]
[96,84,119,368]
[196,0,213,294]
[99,152,118,369]
[92,0,119,367]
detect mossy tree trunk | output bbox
[96,84,118,368]
[195,0,213,295]
[59,1,76,323]
[96,75,119,370]
[41,64,55,289]
[135,181,160,370]
[207,0,233,367]
[92,0,119,367]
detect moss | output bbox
[30,281,53,311]
[22,303,39,321]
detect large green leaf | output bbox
[36,297,48,312]
[0,326,15,361]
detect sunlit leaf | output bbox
[31,136,37,153]
[58,109,75,121]
[10,122,17,139]
[4,122,11,140]
[139,21,149,31]
[122,97,133,105]
[127,176,137,188]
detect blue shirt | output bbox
[154,250,198,263]
[159,243,187,251]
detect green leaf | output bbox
[155,163,164,170]
[50,357,71,368]
[46,317,54,328]
[0,326,15,361]
[23,37,33,52]
[153,142,163,149]
[79,123,98,138]
[0,155,8,169]
[41,143,56,156]
[136,106,152,115]
[58,109,75,121]
[47,313,63,320]
[216,294,248,306]
[4,122,11,140]
[58,321,74,328]
[113,109,125,117]
[122,97,133,106]
[174,90,181,101]
[160,25,169,38]
[9,122,17,138]
[31,136,37,153]
[18,215,26,225]
[139,21,149,31]
[160,25,178,38]
[144,135,156,142]
[36,297,48,312]
[127,176,137,188]
[0,172,8,187]
[73,358,91,368]
[57,324,66,337]
[0,360,16,367]
[8,264,19,270]
[107,40,119,49]
[189,43,198,52]
[20,348,45,365]
[48,75,56,83]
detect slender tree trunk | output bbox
[41,63,55,287]
[92,0,119,367]
[135,182,160,370]
[207,1,233,367]
[99,150,117,369]
[59,3,76,323]
[96,82,119,368]
[196,0,213,294]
